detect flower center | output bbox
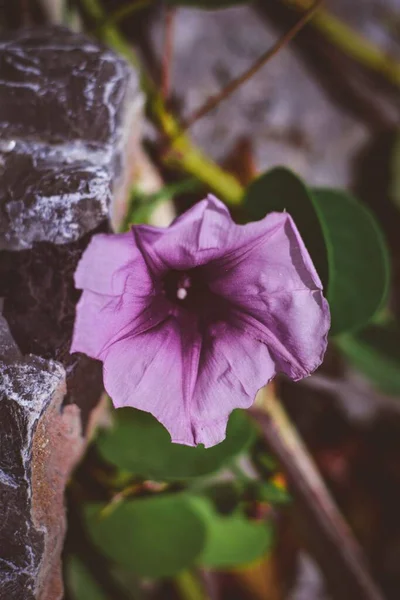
[163,268,211,312]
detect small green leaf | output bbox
[84,495,206,578]
[337,322,400,395]
[66,556,108,600]
[244,168,391,335]
[123,178,199,229]
[97,407,256,481]
[190,497,273,569]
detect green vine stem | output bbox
[283,0,400,86]
[175,571,207,600]
[100,0,153,29]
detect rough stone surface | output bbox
[0,227,106,426]
[0,26,143,250]
[0,26,142,599]
[0,316,67,600]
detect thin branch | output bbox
[251,387,384,600]
[161,6,176,101]
[281,0,400,87]
[180,0,323,132]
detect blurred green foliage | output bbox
[338,323,400,395]
[85,495,206,577]
[84,492,272,578]
[97,408,255,481]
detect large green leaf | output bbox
[337,323,400,395]
[313,188,390,335]
[190,497,273,568]
[244,168,390,335]
[85,495,206,578]
[97,407,255,481]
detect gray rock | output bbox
[0,26,143,250]
[0,315,70,600]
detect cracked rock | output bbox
[0,26,143,250]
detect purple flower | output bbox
[71,195,330,447]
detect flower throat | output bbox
[163,268,212,312]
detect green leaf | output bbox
[123,178,199,229]
[337,322,400,395]
[244,168,391,335]
[66,556,108,600]
[97,407,256,481]
[313,188,390,335]
[84,495,206,578]
[189,497,273,568]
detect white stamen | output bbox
[0,140,16,152]
[177,287,188,300]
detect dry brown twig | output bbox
[161,6,176,102]
[251,387,384,600]
[179,0,323,132]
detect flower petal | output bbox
[71,291,168,360]
[229,290,329,380]
[75,232,153,297]
[204,212,330,380]
[101,319,197,445]
[189,322,276,447]
[132,195,234,273]
[101,316,275,448]
[207,212,322,298]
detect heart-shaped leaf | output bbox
[313,188,390,335]
[85,495,206,578]
[190,497,273,568]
